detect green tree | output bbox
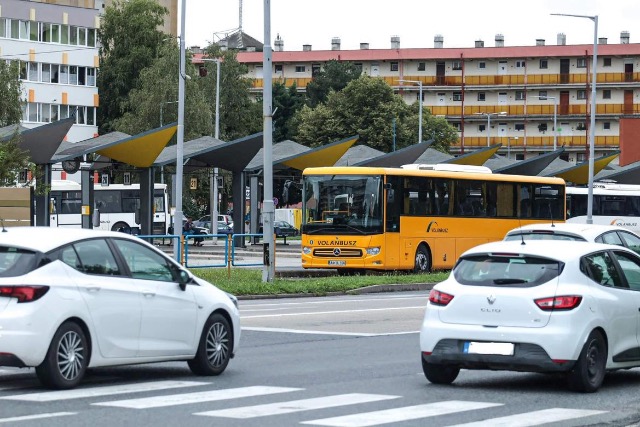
[305,60,360,107]
[0,60,30,185]
[272,81,305,142]
[97,0,168,134]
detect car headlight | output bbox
[366,247,381,256]
[226,292,239,309]
[302,246,312,255]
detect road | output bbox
[1,292,640,426]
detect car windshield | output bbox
[453,254,563,287]
[505,232,587,242]
[0,247,41,277]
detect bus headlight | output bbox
[366,247,381,256]
[302,246,312,255]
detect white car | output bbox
[504,222,640,255]
[0,227,240,389]
[420,240,640,392]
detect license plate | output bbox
[328,260,346,266]
[464,342,514,356]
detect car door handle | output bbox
[86,286,101,292]
[143,291,156,297]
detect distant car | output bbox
[259,221,299,238]
[420,239,640,392]
[169,219,208,246]
[505,223,640,255]
[0,227,240,389]
[195,214,233,229]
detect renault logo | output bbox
[333,248,341,256]
[487,295,496,305]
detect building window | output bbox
[603,89,611,99]
[354,63,363,73]
[577,90,587,100]
[452,122,461,131]
[452,61,462,70]
[576,153,586,162]
[274,64,283,72]
[577,58,587,68]
[538,90,548,99]
[417,62,425,71]
[576,122,586,131]
[477,92,486,101]
[452,92,463,101]
[295,65,305,73]
[390,62,399,72]
[603,122,611,130]
[515,91,526,101]
[603,57,611,67]
[0,18,6,38]
[478,124,486,132]
[515,60,526,68]
[27,62,38,81]
[538,123,548,132]
[478,61,486,69]
[539,59,548,69]
[515,123,525,131]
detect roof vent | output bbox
[434,34,444,48]
[303,44,312,51]
[274,34,284,51]
[391,35,400,49]
[401,164,493,174]
[360,42,369,50]
[621,31,630,44]
[475,39,484,48]
[495,34,504,47]
[557,33,566,45]
[598,37,608,45]
[246,46,256,52]
[536,39,545,46]
[331,37,341,50]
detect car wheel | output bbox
[35,321,88,390]
[567,330,607,392]
[414,244,431,273]
[188,313,233,376]
[337,269,364,276]
[111,221,129,233]
[422,358,459,384]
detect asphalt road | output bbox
[2,292,640,426]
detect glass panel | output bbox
[51,24,60,43]
[28,102,37,122]
[69,25,77,45]
[88,28,96,47]
[61,24,69,44]
[50,64,59,83]
[76,106,85,124]
[10,19,19,39]
[42,23,51,42]
[0,248,39,278]
[87,68,96,86]
[59,65,69,84]
[613,251,640,290]
[111,239,175,282]
[78,27,86,46]
[19,61,26,80]
[41,103,51,123]
[19,20,28,40]
[73,239,120,276]
[78,66,86,85]
[454,255,562,287]
[620,232,640,256]
[21,104,27,121]
[30,21,38,41]
[51,104,59,122]
[41,63,51,83]
[59,105,69,119]
[69,65,78,85]
[28,62,38,81]
[0,18,6,38]
[86,107,95,125]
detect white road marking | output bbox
[240,295,426,310]
[0,412,75,423]
[448,408,607,427]
[301,401,503,427]
[242,327,418,336]
[0,380,207,402]
[242,306,425,319]
[93,386,302,409]
[195,393,400,418]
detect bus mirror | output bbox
[92,209,100,228]
[384,183,393,190]
[387,189,395,203]
[135,208,140,225]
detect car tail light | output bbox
[429,289,454,306]
[0,286,49,303]
[534,295,582,311]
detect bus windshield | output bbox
[303,174,384,235]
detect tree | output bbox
[0,60,30,185]
[272,81,305,142]
[294,75,457,153]
[305,60,360,107]
[97,0,168,134]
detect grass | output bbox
[191,268,450,296]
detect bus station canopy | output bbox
[0,118,75,165]
[544,152,620,185]
[355,140,432,167]
[53,123,177,168]
[493,149,565,175]
[334,145,384,166]
[446,144,502,166]
[594,161,640,184]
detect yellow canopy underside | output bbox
[448,146,500,166]
[282,137,358,170]
[97,126,177,168]
[555,153,619,185]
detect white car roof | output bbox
[462,239,628,262]
[0,226,143,253]
[504,222,635,241]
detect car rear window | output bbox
[504,232,586,242]
[0,247,40,277]
[453,254,563,287]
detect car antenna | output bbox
[0,219,6,232]
[518,216,525,246]
[549,204,555,227]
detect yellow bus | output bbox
[301,164,566,274]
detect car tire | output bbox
[422,358,459,384]
[414,244,431,273]
[36,321,88,390]
[111,221,129,233]
[188,313,233,376]
[567,330,607,393]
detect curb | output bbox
[237,283,434,300]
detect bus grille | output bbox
[313,248,363,258]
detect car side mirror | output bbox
[178,270,191,291]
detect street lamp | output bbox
[202,58,221,241]
[532,95,558,150]
[398,79,423,143]
[475,112,506,146]
[552,13,598,224]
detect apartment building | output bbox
[0,0,100,152]
[233,33,640,164]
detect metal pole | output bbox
[553,97,558,150]
[173,0,186,260]
[262,0,275,282]
[487,114,491,147]
[212,59,220,242]
[418,82,423,143]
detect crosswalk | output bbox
[0,381,609,426]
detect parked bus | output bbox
[566,183,640,234]
[301,165,566,274]
[49,180,170,234]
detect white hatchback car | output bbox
[504,223,640,255]
[0,227,240,389]
[420,240,640,392]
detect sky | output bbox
[184,0,639,51]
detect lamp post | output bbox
[475,112,506,147]
[262,0,275,282]
[552,13,597,224]
[202,58,221,241]
[532,95,558,150]
[398,79,423,143]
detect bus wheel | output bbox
[414,244,431,273]
[111,222,130,233]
